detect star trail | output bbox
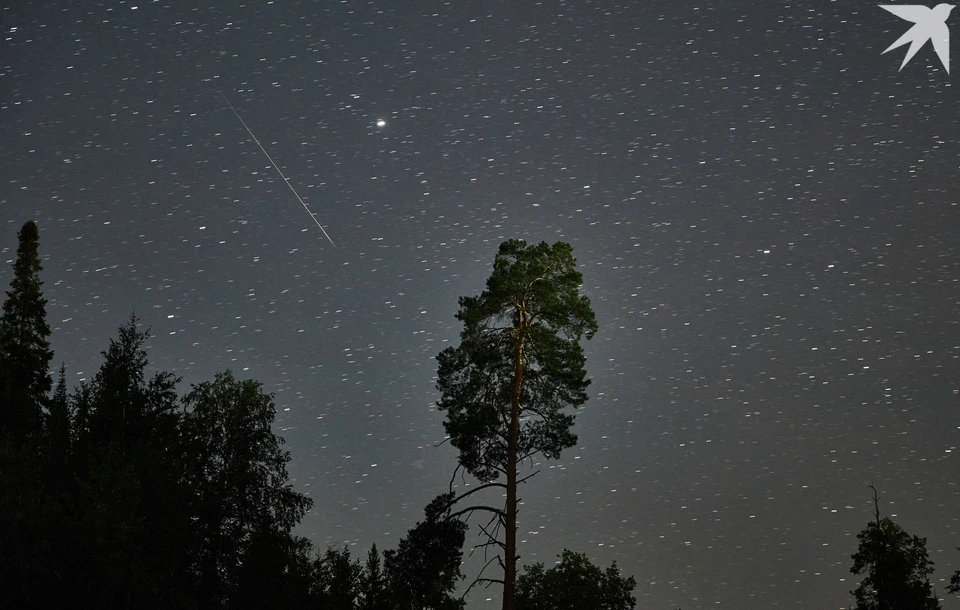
[2,1,959,608]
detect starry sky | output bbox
[2,1,960,608]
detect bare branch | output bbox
[472,524,506,553]
[448,463,463,494]
[474,515,506,562]
[470,537,506,558]
[448,482,507,508]
[448,505,506,521]
[519,452,541,470]
[869,483,881,524]
[478,578,504,587]
[460,555,505,601]
[517,470,540,486]
[516,447,540,465]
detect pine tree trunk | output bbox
[504,311,525,610]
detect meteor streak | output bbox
[212,82,336,248]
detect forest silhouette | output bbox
[1,220,954,610]
[0,221,636,610]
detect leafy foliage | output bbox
[436,239,597,482]
[231,524,315,610]
[516,549,637,610]
[384,493,469,610]
[850,516,940,610]
[0,226,635,610]
[435,239,597,610]
[181,369,314,608]
[46,363,71,469]
[70,316,196,609]
[315,546,364,610]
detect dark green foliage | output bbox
[0,221,59,608]
[360,543,389,610]
[435,239,597,610]
[0,437,54,608]
[0,225,625,610]
[0,221,53,440]
[231,524,316,610]
[69,316,196,609]
[181,369,314,608]
[437,240,597,482]
[46,362,71,468]
[516,549,637,610]
[384,493,469,610]
[850,516,940,610]
[85,314,183,456]
[315,546,364,610]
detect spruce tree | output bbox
[46,362,71,468]
[70,316,194,609]
[0,221,56,607]
[0,220,53,440]
[360,544,388,610]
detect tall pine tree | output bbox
[435,239,597,610]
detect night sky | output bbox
[3,1,960,608]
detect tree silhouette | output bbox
[360,543,389,610]
[384,493,468,610]
[435,239,598,610]
[0,221,60,607]
[231,522,315,610]
[46,362,71,470]
[69,316,195,609]
[181,369,313,608]
[0,220,53,441]
[949,561,960,597]
[516,549,637,610]
[0,224,628,610]
[849,486,940,610]
[314,546,363,610]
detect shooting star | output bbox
[212,82,336,248]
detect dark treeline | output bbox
[5,221,955,610]
[0,223,638,610]
[0,220,471,609]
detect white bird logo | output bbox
[880,4,954,73]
